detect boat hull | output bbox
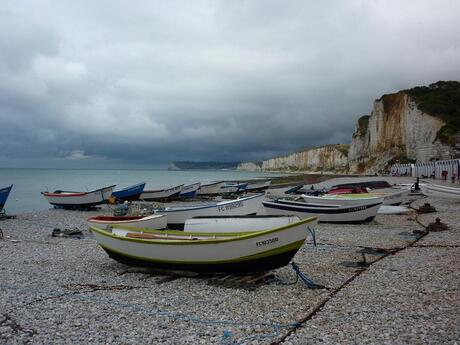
[90,216,317,273]
[421,184,460,199]
[220,183,248,194]
[262,199,382,223]
[197,181,225,195]
[157,193,265,229]
[301,194,385,206]
[140,184,183,201]
[314,189,409,206]
[41,185,115,209]
[112,182,146,201]
[101,246,301,273]
[179,183,200,198]
[87,214,167,229]
[0,185,13,210]
[246,180,271,192]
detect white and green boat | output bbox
[90,216,317,273]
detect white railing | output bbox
[390,159,460,180]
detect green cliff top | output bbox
[405,81,460,145]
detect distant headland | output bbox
[168,161,239,171]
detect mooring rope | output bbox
[290,262,324,289]
[0,283,297,345]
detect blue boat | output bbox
[0,184,13,210]
[179,182,201,198]
[112,182,146,201]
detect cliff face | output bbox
[237,81,459,174]
[237,145,349,172]
[236,162,262,172]
[348,92,455,173]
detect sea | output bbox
[0,168,286,214]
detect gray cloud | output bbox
[1,0,460,167]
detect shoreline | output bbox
[1,177,459,344]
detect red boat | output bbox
[327,186,369,195]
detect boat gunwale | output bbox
[89,216,317,245]
[162,193,265,212]
[42,185,116,197]
[87,214,166,224]
[142,184,184,194]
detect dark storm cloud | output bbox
[1,0,460,167]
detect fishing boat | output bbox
[377,205,411,214]
[156,193,265,229]
[420,184,460,199]
[87,214,167,229]
[89,215,317,273]
[41,185,116,209]
[112,182,146,202]
[184,215,309,233]
[0,185,13,210]
[265,185,304,199]
[330,180,393,190]
[261,198,382,223]
[196,181,225,195]
[246,180,271,192]
[140,184,183,201]
[304,189,409,206]
[301,194,384,206]
[179,183,201,198]
[219,182,248,194]
[323,187,409,205]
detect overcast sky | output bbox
[1,0,459,168]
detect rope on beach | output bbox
[0,283,298,345]
[307,226,317,247]
[290,262,324,289]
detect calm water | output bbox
[0,168,285,214]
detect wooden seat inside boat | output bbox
[125,232,207,241]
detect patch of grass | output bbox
[353,115,370,138]
[405,81,460,145]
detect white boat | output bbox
[41,185,116,209]
[265,185,303,199]
[377,206,411,214]
[179,183,201,198]
[219,182,248,194]
[261,198,382,223]
[421,184,460,199]
[184,215,308,233]
[156,193,265,229]
[196,181,225,195]
[87,214,167,229]
[371,188,410,205]
[140,184,183,201]
[246,180,271,192]
[89,215,318,273]
[301,194,385,206]
[305,188,409,206]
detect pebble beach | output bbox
[1,179,459,344]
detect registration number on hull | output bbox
[256,237,279,247]
[217,201,243,212]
